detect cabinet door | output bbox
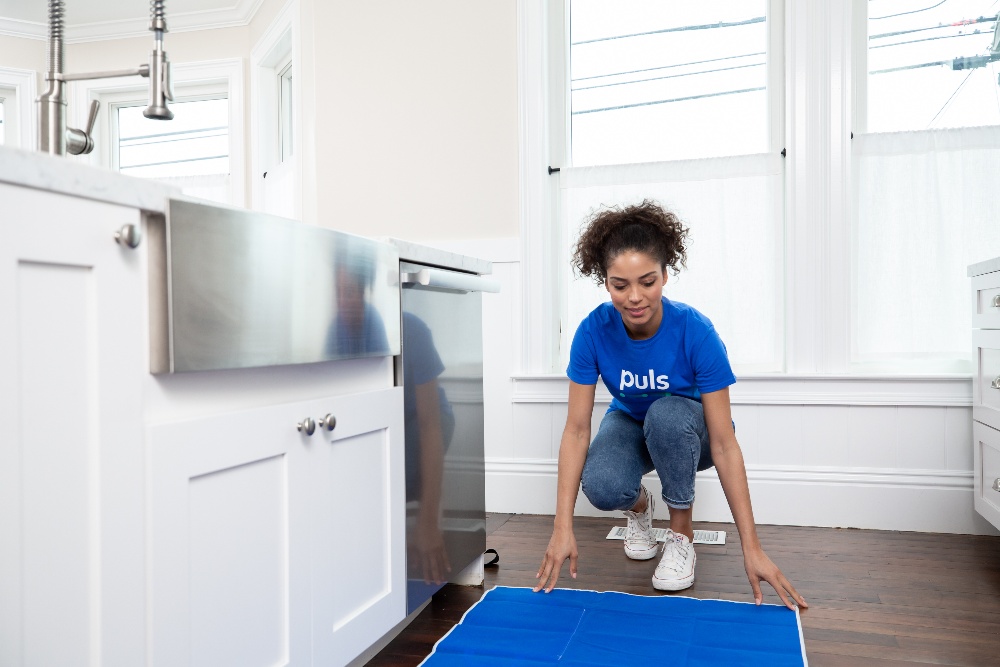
[149,387,405,667]
[149,399,313,667]
[0,185,147,666]
[974,421,1000,531]
[309,387,406,666]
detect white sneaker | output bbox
[622,486,658,560]
[652,530,696,591]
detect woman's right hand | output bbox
[533,525,578,593]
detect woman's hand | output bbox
[533,526,578,593]
[743,546,808,611]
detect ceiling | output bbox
[0,0,261,42]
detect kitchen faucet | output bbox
[38,0,174,156]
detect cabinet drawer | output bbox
[972,271,1000,329]
[974,421,1000,531]
[973,330,1000,431]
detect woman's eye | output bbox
[642,282,654,288]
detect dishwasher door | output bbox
[399,262,490,614]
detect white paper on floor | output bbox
[605,526,726,545]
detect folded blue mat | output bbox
[421,586,807,666]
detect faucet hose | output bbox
[149,0,168,33]
[47,0,64,75]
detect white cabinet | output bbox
[0,184,148,665]
[0,179,407,667]
[971,260,1000,530]
[148,388,405,667]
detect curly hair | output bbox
[572,200,689,285]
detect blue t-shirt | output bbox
[567,297,736,421]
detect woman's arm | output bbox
[702,388,808,611]
[533,381,596,593]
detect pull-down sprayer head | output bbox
[144,0,174,120]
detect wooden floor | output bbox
[369,514,1000,666]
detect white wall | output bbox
[297,0,519,240]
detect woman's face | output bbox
[605,251,667,339]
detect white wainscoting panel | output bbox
[896,406,948,470]
[847,406,898,469]
[945,406,975,470]
[796,405,851,468]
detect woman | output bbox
[533,200,807,611]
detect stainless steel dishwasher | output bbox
[398,261,498,614]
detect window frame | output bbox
[524,0,787,374]
[250,0,300,218]
[0,65,37,150]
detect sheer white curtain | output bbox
[559,154,784,373]
[853,127,1000,372]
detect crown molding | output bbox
[0,0,263,43]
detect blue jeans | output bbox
[580,396,713,511]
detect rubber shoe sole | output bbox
[652,551,696,591]
[624,542,659,560]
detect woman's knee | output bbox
[580,465,637,511]
[643,396,702,439]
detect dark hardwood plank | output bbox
[368,515,1000,666]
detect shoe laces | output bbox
[624,490,653,542]
[657,531,692,574]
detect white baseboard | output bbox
[486,458,1000,536]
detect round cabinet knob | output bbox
[297,417,316,436]
[320,414,337,431]
[114,224,142,248]
[991,376,1000,390]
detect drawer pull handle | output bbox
[319,414,337,431]
[992,376,1000,390]
[297,417,316,436]
[994,478,1000,493]
[993,294,1000,308]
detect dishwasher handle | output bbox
[400,268,500,293]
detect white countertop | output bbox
[969,256,1000,277]
[383,237,492,275]
[0,145,177,213]
[0,147,495,277]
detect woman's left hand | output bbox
[743,547,808,611]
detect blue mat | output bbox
[421,587,807,666]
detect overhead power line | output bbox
[573,62,765,92]
[573,87,765,115]
[927,67,976,127]
[871,30,995,49]
[870,13,996,40]
[572,16,765,46]
[572,52,765,83]
[870,0,949,21]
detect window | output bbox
[0,66,36,150]
[864,0,1000,133]
[279,60,293,163]
[251,0,299,219]
[549,0,785,374]
[853,0,1000,373]
[570,0,771,165]
[68,59,245,207]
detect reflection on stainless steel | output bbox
[400,261,487,614]
[149,199,400,373]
